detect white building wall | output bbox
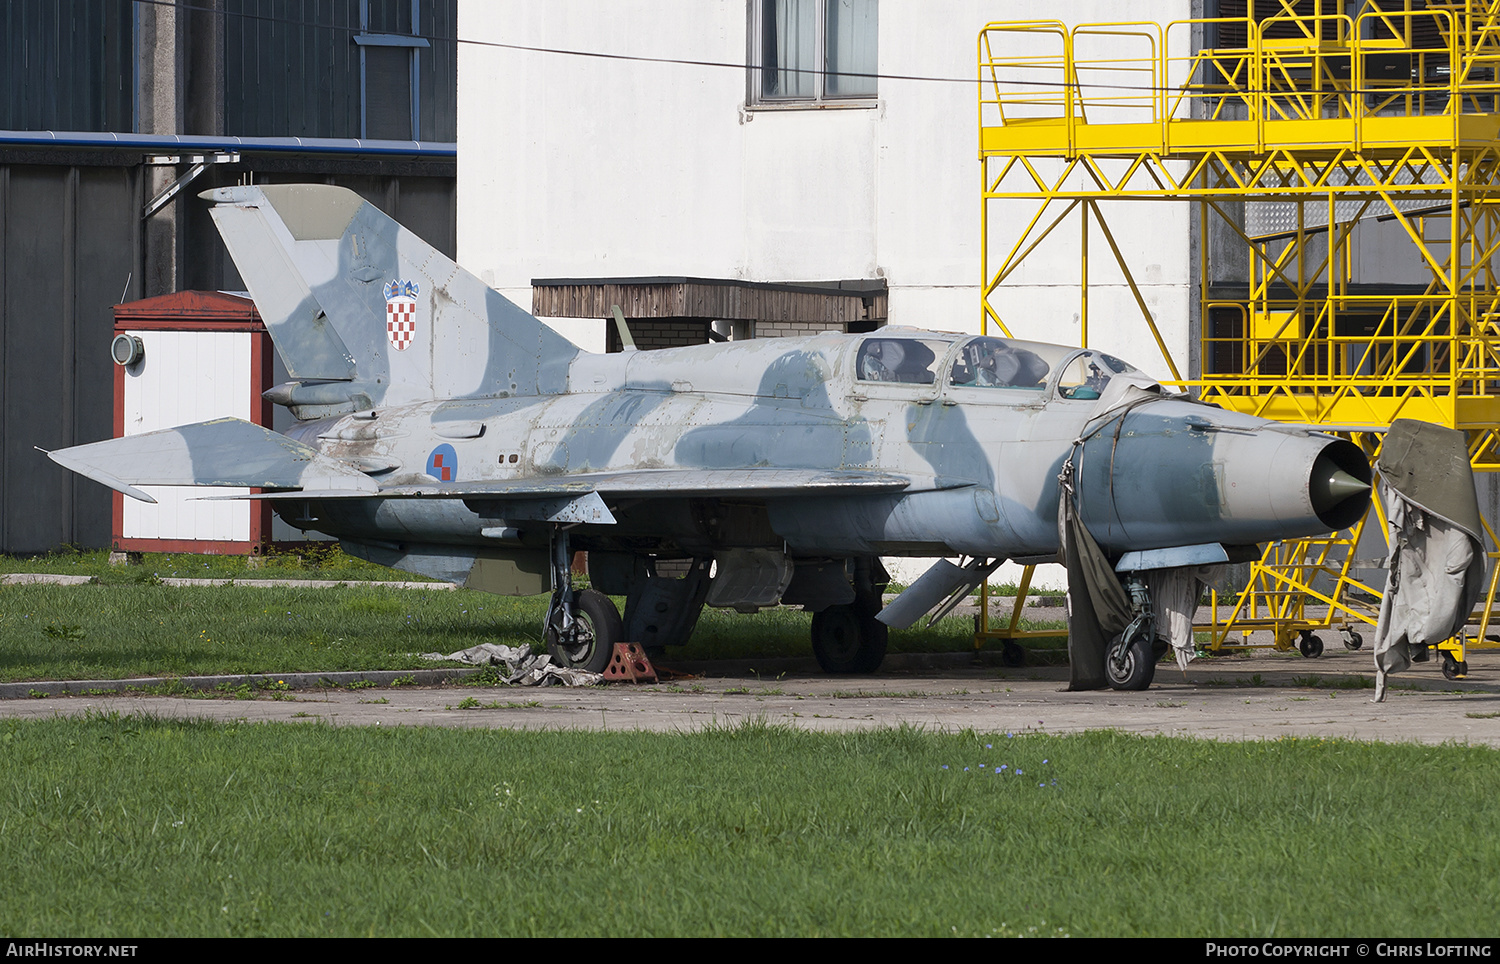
[459,0,1194,587]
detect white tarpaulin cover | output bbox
[420,643,604,687]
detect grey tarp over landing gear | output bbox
[1372,420,1487,702]
[1060,463,1134,690]
[1057,383,1175,691]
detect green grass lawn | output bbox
[0,562,1066,682]
[1,715,1493,937]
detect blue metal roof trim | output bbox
[0,130,456,157]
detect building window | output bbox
[752,0,877,105]
[355,0,430,141]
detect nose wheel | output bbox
[1106,616,1164,691]
[1106,575,1164,691]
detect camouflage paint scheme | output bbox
[48,185,1372,678]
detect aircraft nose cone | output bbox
[1316,468,1371,504]
[1308,446,1373,530]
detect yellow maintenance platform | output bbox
[976,1,1500,669]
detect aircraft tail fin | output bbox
[204,184,579,417]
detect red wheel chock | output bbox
[603,642,657,683]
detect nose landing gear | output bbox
[1106,574,1167,691]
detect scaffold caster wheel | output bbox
[1441,653,1469,680]
[1001,640,1025,668]
[1343,631,1363,651]
[1298,632,1324,659]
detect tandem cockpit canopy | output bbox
[855,334,1153,398]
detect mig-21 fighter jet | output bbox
[47,185,1372,689]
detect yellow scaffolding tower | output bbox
[977,1,1500,664]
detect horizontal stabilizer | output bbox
[47,418,378,502]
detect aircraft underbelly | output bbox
[769,487,1029,558]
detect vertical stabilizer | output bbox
[204,184,579,414]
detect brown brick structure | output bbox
[534,276,886,352]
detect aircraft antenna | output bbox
[611,305,638,352]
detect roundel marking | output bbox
[427,443,458,482]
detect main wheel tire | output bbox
[811,604,887,674]
[1298,633,1324,659]
[1442,652,1461,680]
[545,588,623,674]
[1001,640,1026,668]
[1106,632,1159,691]
[1344,631,1363,651]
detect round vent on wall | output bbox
[111,334,145,367]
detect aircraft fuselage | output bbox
[286,328,1368,575]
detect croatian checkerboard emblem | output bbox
[384,279,419,351]
[427,443,457,482]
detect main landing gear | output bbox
[810,602,888,673]
[809,559,890,674]
[544,529,622,674]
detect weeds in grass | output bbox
[1206,673,1268,688]
[390,675,417,688]
[213,681,254,700]
[358,697,389,704]
[1465,711,1500,719]
[460,666,507,687]
[452,698,542,710]
[1292,674,1376,690]
[42,624,86,640]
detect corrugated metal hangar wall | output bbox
[0,0,457,555]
